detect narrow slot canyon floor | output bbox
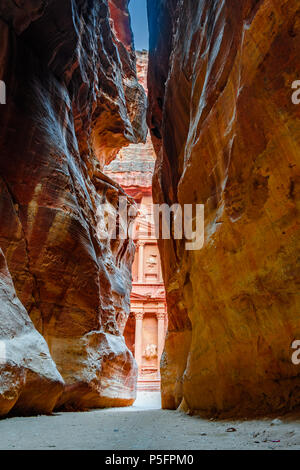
[0,393,299,450]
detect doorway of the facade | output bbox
[124,309,167,392]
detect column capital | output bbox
[134,311,144,321]
[137,240,146,247]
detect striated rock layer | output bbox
[0,0,146,415]
[148,0,300,416]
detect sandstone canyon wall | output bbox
[147,0,300,416]
[0,0,147,416]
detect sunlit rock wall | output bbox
[0,0,146,415]
[148,0,300,416]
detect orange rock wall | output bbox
[148,0,300,416]
[0,0,146,415]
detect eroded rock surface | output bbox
[0,249,64,416]
[148,0,300,416]
[0,0,146,415]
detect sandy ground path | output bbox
[0,393,299,450]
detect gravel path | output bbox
[0,393,299,450]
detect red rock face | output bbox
[0,0,146,415]
[0,249,64,417]
[148,0,300,416]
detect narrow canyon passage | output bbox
[0,396,299,450]
[104,50,168,394]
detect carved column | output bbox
[134,312,144,374]
[157,312,165,376]
[138,241,145,283]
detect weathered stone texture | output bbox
[0,249,64,416]
[0,0,146,415]
[148,0,300,416]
